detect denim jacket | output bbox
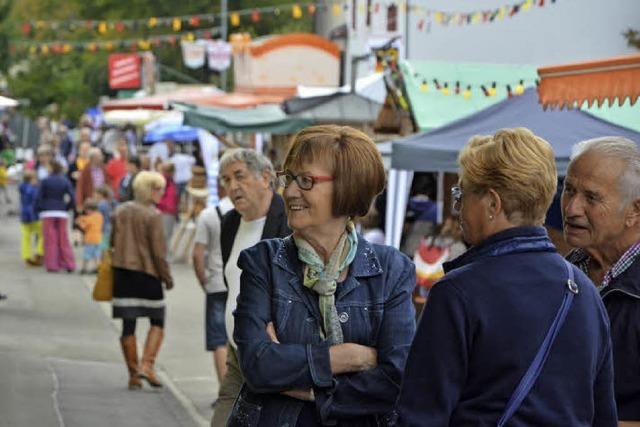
[231,235,416,426]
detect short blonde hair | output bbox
[284,125,385,218]
[133,171,166,203]
[458,128,557,225]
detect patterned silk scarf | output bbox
[294,221,358,344]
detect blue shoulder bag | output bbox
[497,260,579,427]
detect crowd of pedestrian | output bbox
[2,117,639,426]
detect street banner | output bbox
[206,40,233,71]
[108,54,141,89]
[181,40,206,69]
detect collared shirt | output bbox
[567,240,640,291]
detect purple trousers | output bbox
[42,217,76,272]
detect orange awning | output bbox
[537,54,640,109]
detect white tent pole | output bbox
[385,169,398,247]
[393,170,413,249]
[436,171,444,224]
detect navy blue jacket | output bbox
[19,182,38,223]
[35,173,75,214]
[600,256,640,421]
[231,235,416,426]
[397,226,617,427]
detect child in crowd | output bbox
[75,198,104,274]
[19,169,43,266]
[0,158,11,204]
[95,185,116,255]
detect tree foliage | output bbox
[1,0,311,120]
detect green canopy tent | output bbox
[172,102,312,134]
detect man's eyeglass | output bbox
[451,186,462,212]
[276,170,333,191]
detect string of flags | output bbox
[415,0,557,30]
[19,3,320,37]
[412,74,537,100]
[19,0,557,37]
[11,27,220,55]
[14,0,557,56]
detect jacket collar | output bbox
[444,226,555,273]
[261,192,286,240]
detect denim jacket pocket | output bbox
[336,303,384,345]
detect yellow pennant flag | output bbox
[29,45,37,54]
[497,6,506,19]
[172,18,182,31]
[292,4,303,19]
[434,11,443,24]
[230,12,240,26]
[332,3,342,16]
[62,44,72,53]
[41,45,49,54]
[148,17,158,28]
[98,21,107,34]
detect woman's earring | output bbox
[489,215,494,220]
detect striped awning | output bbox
[537,54,640,109]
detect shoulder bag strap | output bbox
[497,260,578,427]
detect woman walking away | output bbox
[35,160,76,273]
[19,169,43,266]
[110,171,174,390]
[396,128,617,426]
[229,125,416,426]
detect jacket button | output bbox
[338,312,349,323]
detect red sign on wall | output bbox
[108,54,141,89]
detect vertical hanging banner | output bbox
[108,53,141,89]
[206,40,232,71]
[181,40,206,69]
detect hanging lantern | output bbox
[514,79,525,95]
[441,82,450,96]
[488,82,497,97]
[463,85,472,100]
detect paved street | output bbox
[0,196,219,427]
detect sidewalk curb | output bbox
[80,275,209,427]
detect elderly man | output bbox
[211,148,290,426]
[563,136,640,426]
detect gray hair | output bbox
[570,136,640,205]
[219,148,275,187]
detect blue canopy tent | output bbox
[143,124,199,144]
[386,88,640,248]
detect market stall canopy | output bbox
[103,109,172,126]
[296,72,387,105]
[101,86,223,111]
[143,124,199,144]
[284,92,382,124]
[0,95,19,108]
[538,54,640,109]
[191,92,288,109]
[392,88,640,175]
[401,61,538,132]
[173,102,311,134]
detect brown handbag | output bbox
[93,250,113,301]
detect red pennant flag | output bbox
[374,3,380,13]
[115,21,125,32]
[539,0,545,5]
[22,22,31,36]
[417,19,424,30]
[251,9,261,22]
[189,16,201,27]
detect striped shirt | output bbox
[567,240,640,291]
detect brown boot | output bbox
[139,326,164,388]
[120,335,142,390]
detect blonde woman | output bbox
[397,128,617,426]
[111,171,174,390]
